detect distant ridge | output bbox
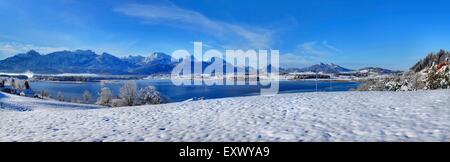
[280,63,401,76]
[0,50,399,75]
[0,50,177,75]
[280,63,352,74]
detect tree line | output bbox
[1,78,165,107]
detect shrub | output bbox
[111,98,126,107]
[137,86,165,105]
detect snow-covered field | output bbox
[1,89,449,142]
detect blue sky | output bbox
[1,0,450,70]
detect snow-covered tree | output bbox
[426,62,450,89]
[9,78,25,90]
[137,86,164,105]
[18,80,24,90]
[97,87,113,106]
[120,80,138,106]
[57,91,64,101]
[83,90,92,103]
[14,79,25,90]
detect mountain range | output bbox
[0,50,177,75]
[280,63,400,75]
[0,50,398,75]
[281,63,353,74]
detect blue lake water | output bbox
[29,80,360,103]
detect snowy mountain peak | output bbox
[301,63,353,73]
[123,55,146,65]
[357,67,401,74]
[143,52,173,64]
[330,63,339,67]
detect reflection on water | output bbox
[29,79,359,103]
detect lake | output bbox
[29,79,360,103]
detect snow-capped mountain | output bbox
[0,50,177,75]
[143,52,173,65]
[0,50,244,75]
[121,52,178,74]
[0,50,402,76]
[356,67,402,75]
[0,50,128,74]
[123,52,174,66]
[130,52,177,75]
[283,63,353,74]
[281,63,401,75]
[122,55,146,65]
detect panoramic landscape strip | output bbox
[1,48,449,142]
[0,0,449,144]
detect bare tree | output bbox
[120,80,138,106]
[83,90,92,103]
[97,87,113,106]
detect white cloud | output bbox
[299,41,342,57]
[280,41,342,68]
[114,3,273,49]
[322,41,342,53]
[0,42,70,58]
[280,52,313,68]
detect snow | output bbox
[0,71,34,78]
[53,73,99,77]
[1,89,449,142]
[0,93,103,112]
